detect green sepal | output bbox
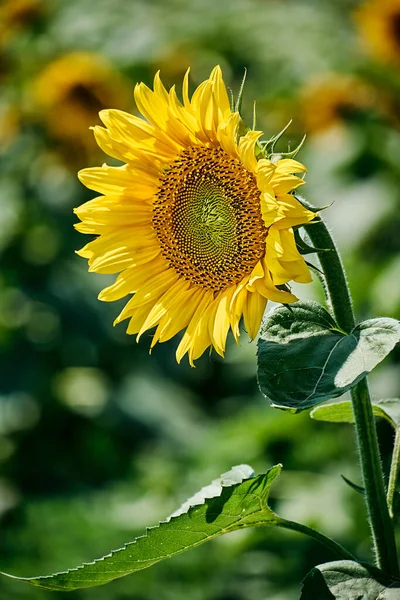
[234,68,247,114]
[294,228,329,255]
[341,475,365,496]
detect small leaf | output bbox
[1,465,281,591]
[300,560,399,600]
[311,401,355,424]
[257,302,400,412]
[311,398,400,429]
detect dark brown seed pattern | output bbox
[153,146,267,292]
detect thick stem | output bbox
[276,518,355,561]
[303,219,355,332]
[350,380,399,575]
[387,429,400,519]
[304,217,399,577]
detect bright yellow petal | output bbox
[274,158,307,175]
[78,165,157,198]
[99,257,164,302]
[256,158,275,188]
[209,65,231,120]
[243,291,267,340]
[175,291,214,364]
[271,174,306,196]
[209,286,236,356]
[152,287,203,346]
[273,194,316,229]
[238,130,262,172]
[216,112,240,157]
[137,278,191,338]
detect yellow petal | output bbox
[121,268,179,311]
[209,286,236,356]
[137,278,191,338]
[216,112,240,157]
[257,159,275,189]
[78,165,157,198]
[152,287,202,346]
[274,158,307,175]
[271,174,305,196]
[99,256,164,302]
[273,194,316,229]
[238,130,262,172]
[243,291,267,340]
[209,65,231,119]
[175,291,214,364]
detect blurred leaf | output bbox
[300,560,398,599]
[257,302,400,412]
[311,398,400,429]
[1,465,282,591]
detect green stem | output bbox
[276,518,356,561]
[387,428,400,519]
[304,217,399,577]
[303,218,355,333]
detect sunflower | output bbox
[355,0,400,66]
[76,67,316,365]
[301,74,375,133]
[33,53,130,154]
[0,0,45,46]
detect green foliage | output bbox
[2,466,282,591]
[257,302,400,412]
[311,399,400,429]
[300,560,400,600]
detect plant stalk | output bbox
[304,217,399,577]
[387,428,400,519]
[276,518,355,561]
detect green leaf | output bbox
[257,301,400,412]
[1,465,282,591]
[311,398,400,429]
[300,560,399,599]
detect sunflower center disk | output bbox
[153,146,267,292]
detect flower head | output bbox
[301,74,375,133]
[355,0,400,66]
[76,67,315,364]
[33,53,130,153]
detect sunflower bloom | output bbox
[301,74,375,133]
[76,67,315,365]
[355,0,400,66]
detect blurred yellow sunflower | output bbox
[33,52,130,153]
[0,0,45,46]
[301,74,375,133]
[355,0,400,65]
[76,67,315,365]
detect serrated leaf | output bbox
[1,465,281,591]
[257,302,400,412]
[311,399,400,429]
[300,560,399,600]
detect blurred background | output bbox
[1,0,400,598]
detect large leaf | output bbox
[257,302,400,412]
[1,465,281,591]
[311,399,400,429]
[300,560,399,599]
